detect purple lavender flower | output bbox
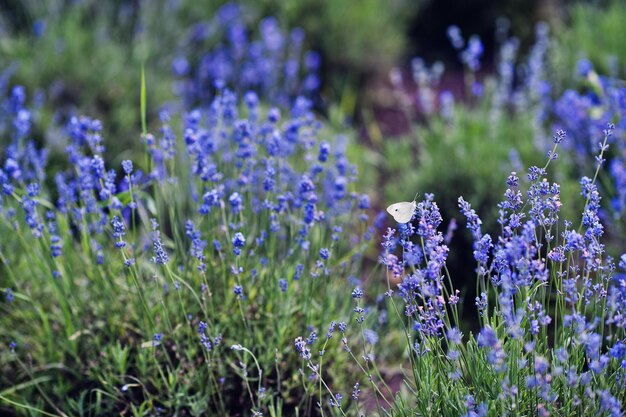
[185,220,207,271]
[150,219,169,264]
[278,278,287,293]
[122,160,133,175]
[294,336,311,360]
[233,284,244,299]
[228,192,244,214]
[232,232,245,256]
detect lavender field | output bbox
[0,1,625,416]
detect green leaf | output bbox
[140,64,147,135]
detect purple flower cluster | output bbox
[550,61,626,238]
[185,220,207,271]
[400,22,554,123]
[179,91,368,268]
[457,138,624,413]
[173,3,320,108]
[197,321,222,351]
[150,219,169,265]
[383,194,450,340]
[1,76,374,417]
[373,128,625,415]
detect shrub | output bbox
[172,3,321,108]
[299,128,626,416]
[0,87,374,415]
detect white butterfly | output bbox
[386,194,418,223]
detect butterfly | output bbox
[386,193,419,223]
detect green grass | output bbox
[552,0,626,86]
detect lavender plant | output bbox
[173,3,321,109]
[299,128,625,416]
[0,85,372,415]
[552,62,626,252]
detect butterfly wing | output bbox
[386,201,416,223]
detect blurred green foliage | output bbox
[0,1,174,161]
[273,0,414,84]
[382,105,541,233]
[552,0,626,84]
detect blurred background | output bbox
[2,0,619,136]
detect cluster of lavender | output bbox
[173,3,321,108]
[0,83,47,187]
[0,78,372,413]
[0,86,368,274]
[453,129,624,415]
[552,61,626,237]
[394,20,553,127]
[297,128,625,415]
